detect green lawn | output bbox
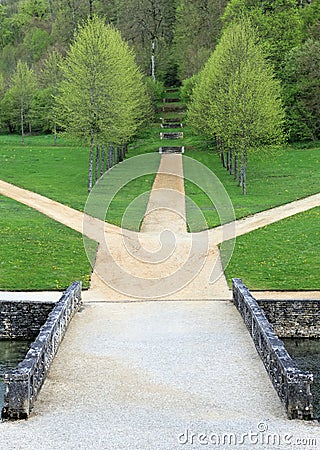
[0,195,96,290]
[184,145,320,231]
[224,207,320,290]
[0,134,89,211]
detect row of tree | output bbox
[2,16,151,191]
[0,0,318,142]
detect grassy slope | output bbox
[184,145,320,231]
[224,207,320,290]
[0,195,96,290]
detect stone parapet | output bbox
[2,282,82,420]
[232,278,313,420]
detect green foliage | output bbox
[39,50,63,140]
[282,39,320,142]
[188,18,285,193]
[2,60,37,141]
[117,0,178,81]
[22,27,51,62]
[173,0,228,79]
[300,0,320,40]
[223,0,303,75]
[180,74,200,104]
[145,77,165,117]
[57,16,150,146]
[18,0,50,19]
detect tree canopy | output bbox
[57,16,151,190]
[188,18,285,194]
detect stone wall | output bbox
[2,282,82,420]
[0,301,54,340]
[232,279,313,420]
[258,299,320,338]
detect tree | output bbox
[117,0,177,81]
[40,50,63,144]
[282,39,320,141]
[7,60,37,143]
[173,0,228,80]
[57,16,150,191]
[188,18,285,194]
[300,0,320,41]
[223,0,303,76]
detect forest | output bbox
[0,0,319,145]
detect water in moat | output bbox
[0,340,31,412]
[283,338,320,418]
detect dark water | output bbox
[0,340,31,412]
[283,338,320,418]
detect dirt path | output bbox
[87,153,230,300]
[209,192,320,244]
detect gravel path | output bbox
[3,300,320,450]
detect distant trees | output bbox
[39,50,63,145]
[222,0,303,76]
[173,0,228,80]
[188,19,284,194]
[117,0,177,82]
[283,39,320,141]
[221,0,320,141]
[57,16,151,191]
[0,0,318,147]
[3,60,37,144]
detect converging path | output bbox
[0,178,319,300]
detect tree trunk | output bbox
[53,99,57,146]
[151,41,156,81]
[53,114,57,146]
[95,145,100,184]
[234,152,239,181]
[108,144,114,170]
[89,0,94,19]
[88,137,94,192]
[221,140,226,168]
[119,145,124,162]
[228,148,233,174]
[238,150,243,188]
[20,99,24,145]
[101,144,105,176]
[242,149,247,195]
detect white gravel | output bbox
[1,300,320,450]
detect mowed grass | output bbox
[224,207,320,290]
[184,145,320,231]
[0,134,159,219]
[0,195,96,290]
[0,135,89,210]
